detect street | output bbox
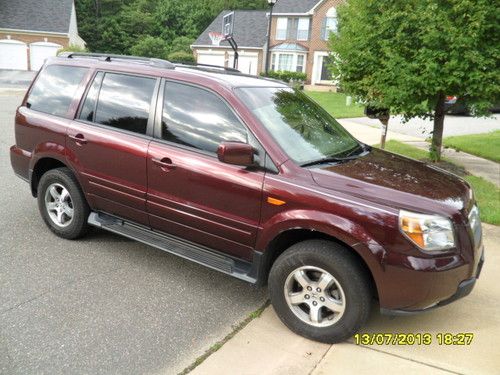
[0,91,266,374]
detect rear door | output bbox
[146,80,265,261]
[67,71,159,225]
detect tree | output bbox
[130,36,169,59]
[329,0,499,161]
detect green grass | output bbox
[383,140,499,225]
[306,91,365,119]
[444,130,500,162]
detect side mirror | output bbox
[217,142,254,167]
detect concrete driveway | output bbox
[0,92,267,374]
[346,114,500,138]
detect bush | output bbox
[260,70,307,83]
[167,51,196,64]
[129,36,169,59]
[57,44,88,55]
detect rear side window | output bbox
[79,72,103,122]
[92,73,156,135]
[162,82,247,153]
[27,65,88,117]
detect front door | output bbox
[67,71,158,225]
[147,81,265,261]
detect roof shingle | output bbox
[0,0,73,34]
[193,10,268,49]
[273,0,321,14]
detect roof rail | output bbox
[174,62,241,73]
[58,52,175,69]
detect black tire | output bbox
[37,167,90,240]
[268,240,372,343]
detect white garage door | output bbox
[0,39,28,70]
[197,52,225,68]
[229,53,259,75]
[30,42,62,71]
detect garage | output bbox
[29,41,62,71]
[0,39,28,70]
[196,51,225,68]
[229,52,259,75]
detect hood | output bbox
[311,148,472,217]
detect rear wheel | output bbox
[37,168,90,239]
[269,240,372,343]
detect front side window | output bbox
[26,65,88,117]
[236,87,360,165]
[93,73,156,135]
[162,82,247,154]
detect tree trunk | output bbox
[379,117,389,149]
[431,92,446,161]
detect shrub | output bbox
[167,51,196,64]
[129,36,169,59]
[260,70,307,83]
[57,44,88,55]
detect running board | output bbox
[88,212,257,283]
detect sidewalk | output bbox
[338,118,500,187]
[187,224,500,375]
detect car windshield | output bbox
[236,87,362,165]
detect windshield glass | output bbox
[236,87,361,165]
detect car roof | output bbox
[47,54,287,90]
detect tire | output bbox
[37,167,90,240]
[268,240,372,343]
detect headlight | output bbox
[399,210,455,251]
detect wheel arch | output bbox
[30,156,80,197]
[258,226,384,302]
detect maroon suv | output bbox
[10,53,484,343]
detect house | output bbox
[0,0,85,71]
[191,0,342,86]
[191,10,268,76]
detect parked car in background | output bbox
[445,95,500,115]
[10,53,484,343]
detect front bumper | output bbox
[381,250,484,316]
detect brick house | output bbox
[0,0,85,71]
[191,0,342,86]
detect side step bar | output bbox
[88,212,258,283]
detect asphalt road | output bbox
[346,113,500,138]
[0,91,267,374]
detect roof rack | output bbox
[58,52,175,69]
[174,62,241,73]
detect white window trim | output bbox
[276,17,287,41]
[271,52,307,73]
[312,51,334,85]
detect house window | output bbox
[322,8,338,40]
[297,18,310,41]
[271,52,306,73]
[276,17,287,40]
[276,17,310,41]
[296,55,304,72]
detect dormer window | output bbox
[322,7,338,40]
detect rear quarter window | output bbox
[26,65,88,118]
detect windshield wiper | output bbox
[300,144,369,168]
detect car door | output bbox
[147,80,265,261]
[67,71,159,225]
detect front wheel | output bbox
[37,167,90,240]
[268,240,372,343]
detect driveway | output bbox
[0,91,267,374]
[346,114,500,138]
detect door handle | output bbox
[152,157,176,171]
[69,133,87,145]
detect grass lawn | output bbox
[383,140,500,225]
[444,130,500,162]
[306,91,365,119]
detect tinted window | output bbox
[27,65,88,117]
[79,72,104,122]
[162,82,247,153]
[94,73,156,134]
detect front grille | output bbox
[468,205,482,247]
